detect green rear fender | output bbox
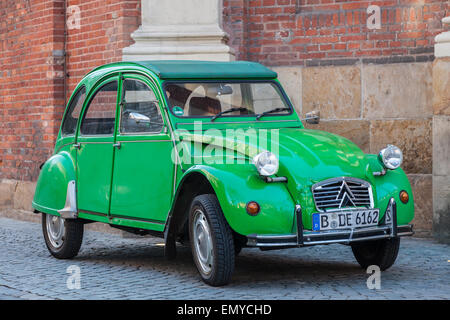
[32,151,76,216]
[181,165,296,236]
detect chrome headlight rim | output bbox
[378,144,403,170]
[252,151,279,177]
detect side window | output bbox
[80,81,118,135]
[120,79,164,134]
[61,86,86,136]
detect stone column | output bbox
[432,17,450,243]
[122,0,234,61]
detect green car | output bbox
[33,60,414,286]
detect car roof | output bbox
[79,60,278,94]
[134,60,278,80]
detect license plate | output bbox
[312,209,379,231]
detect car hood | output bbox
[179,127,372,185]
[274,128,370,184]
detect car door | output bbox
[109,74,174,229]
[76,78,119,216]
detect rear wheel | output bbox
[42,213,84,259]
[189,194,235,286]
[351,237,400,271]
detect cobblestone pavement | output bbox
[0,217,449,300]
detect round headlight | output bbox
[253,151,279,177]
[379,144,403,170]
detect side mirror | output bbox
[305,110,320,124]
[127,112,151,124]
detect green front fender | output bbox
[180,165,296,236]
[366,155,414,224]
[32,151,76,216]
[372,168,415,225]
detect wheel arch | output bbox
[165,170,216,242]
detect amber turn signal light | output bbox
[246,201,261,216]
[399,190,409,204]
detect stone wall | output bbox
[0,179,36,212]
[274,61,434,236]
[432,57,450,243]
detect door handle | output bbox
[113,142,121,149]
[73,143,81,149]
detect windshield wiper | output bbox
[256,107,290,120]
[210,107,250,121]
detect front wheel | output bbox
[189,194,235,286]
[42,213,84,259]
[351,237,400,271]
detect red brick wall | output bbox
[66,0,140,93]
[223,0,449,66]
[0,0,140,182]
[0,0,66,181]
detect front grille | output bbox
[312,177,373,212]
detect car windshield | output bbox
[164,81,292,119]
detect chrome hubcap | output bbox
[193,209,213,275]
[46,214,65,248]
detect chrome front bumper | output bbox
[247,198,414,248]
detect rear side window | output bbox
[61,86,86,136]
[80,81,118,135]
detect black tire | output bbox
[351,237,400,271]
[42,213,84,259]
[189,194,235,286]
